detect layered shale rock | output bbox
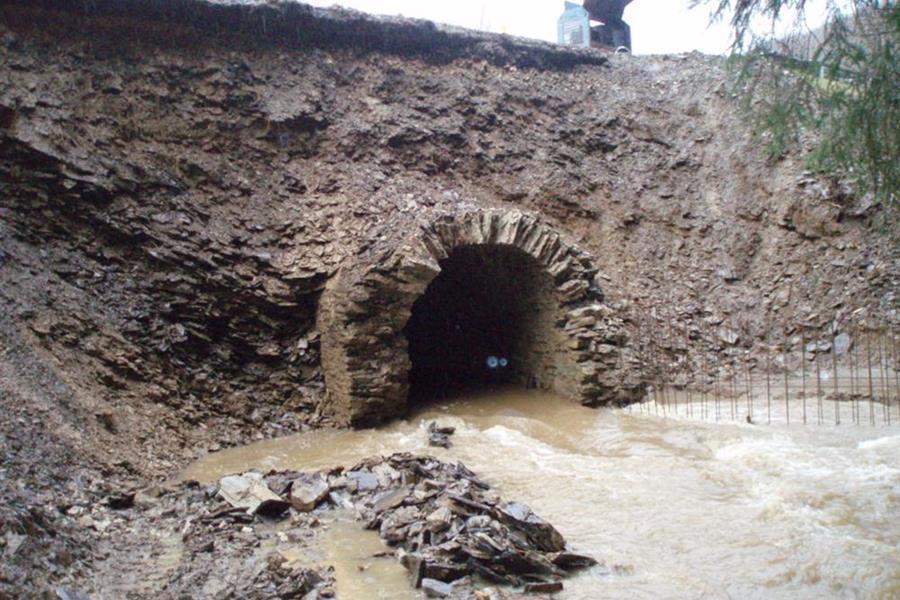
[0,1,896,596]
[215,453,597,597]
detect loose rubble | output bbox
[219,472,292,517]
[428,421,457,448]
[213,453,597,597]
[350,454,595,591]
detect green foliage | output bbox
[700,0,899,226]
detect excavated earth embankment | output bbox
[0,0,897,597]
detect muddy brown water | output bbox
[182,389,900,599]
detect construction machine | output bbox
[557,0,635,51]
[584,0,634,50]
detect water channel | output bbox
[182,388,900,599]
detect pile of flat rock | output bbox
[220,452,597,597]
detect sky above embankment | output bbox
[304,0,842,55]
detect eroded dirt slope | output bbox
[0,1,897,597]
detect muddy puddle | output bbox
[317,511,415,600]
[182,388,900,599]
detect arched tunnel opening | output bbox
[403,244,559,405]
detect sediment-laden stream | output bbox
[183,389,900,599]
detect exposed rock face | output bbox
[0,1,634,441]
[2,0,894,446]
[0,1,896,596]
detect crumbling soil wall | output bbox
[0,1,897,595]
[1,0,896,463]
[1,0,895,462]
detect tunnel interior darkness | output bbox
[403,244,559,404]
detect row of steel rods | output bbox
[800,329,808,424]
[649,310,660,416]
[765,329,772,424]
[879,330,891,425]
[654,308,665,416]
[732,359,739,421]
[744,351,752,422]
[849,328,858,423]
[783,337,790,425]
[700,314,709,420]
[635,306,898,426]
[832,328,840,425]
[713,322,721,422]
[877,330,886,424]
[894,327,900,423]
[700,338,709,419]
[865,327,873,424]
[664,304,675,416]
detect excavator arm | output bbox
[583,0,633,25]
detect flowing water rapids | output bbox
[182,389,900,599]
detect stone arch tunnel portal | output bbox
[319,210,640,427]
[403,244,558,403]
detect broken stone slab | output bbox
[446,493,495,516]
[525,581,564,594]
[578,363,599,384]
[459,533,502,561]
[557,278,589,303]
[218,472,290,517]
[289,473,330,512]
[253,454,595,596]
[429,432,452,448]
[469,560,520,585]
[399,550,426,587]
[565,304,605,321]
[448,462,490,490]
[549,551,598,570]
[718,328,740,345]
[496,502,565,553]
[805,339,832,353]
[328,489,354,510]
[833,332,852,356]
[423,560,468,582]
[567,337,589,351]
[345,469,379,492]
[565,315,597,330]
[426,506,453,532]
[372,486,411,514]
[372,462,401,487]
[379,505,421,543]
[427,421,456,435]
[421,578,454,598]
[497,548,560,576]
[464,514,494,531]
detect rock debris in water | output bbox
[428,421,457,448]
[1,0,896,597]
[212,453,597,597]
[218,472,291,517]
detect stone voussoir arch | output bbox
[318,208,637,427]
